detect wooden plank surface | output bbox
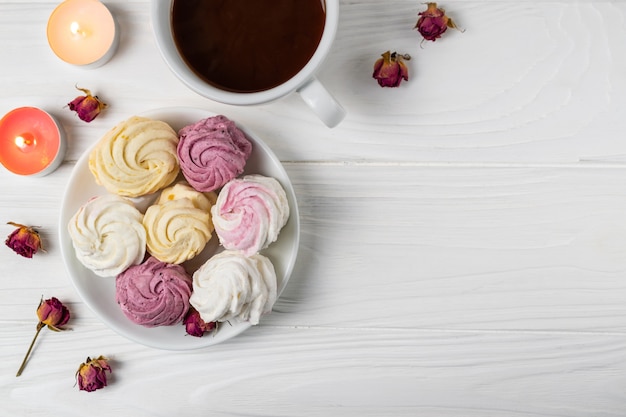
[3,325,626,417]
[2,164,626,415]
[1,1,625,416]
[1,2,626,163]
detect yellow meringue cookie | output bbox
[144,183,215,264]
[88,116,179,197]
[157,182,217,212]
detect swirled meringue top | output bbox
[116,256,192,327]
[144,183,215,264]
[88,116,180,197]
[68,194,146,277]
[156,181,217,210]
[189,250,277,325]
[211,175,289,256]
[177,115,252,192]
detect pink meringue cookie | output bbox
[211,175,289,256]
[115,256,192,327]
[177,115,252,192]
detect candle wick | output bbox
[15,134,36,151]
[70,21,88,38]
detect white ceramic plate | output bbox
[59,107,300,350]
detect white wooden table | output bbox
[2,1,625,416]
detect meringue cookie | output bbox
[116,256,192,327]
[68,194,146,277]
[189,250,277,325]
[89,116,179,197]
[156,182,217,210]
[177,115,252,192]
[144,183,214,264]
[211,175,289,256]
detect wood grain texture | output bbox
[2,164,626,416]
[1,1,626,416]
[2,325,625,417]
[1,2,626,163]
[277,164,626,332]
[3,164,626,331]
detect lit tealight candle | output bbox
[47,0,118,67]
[0,107,67,177]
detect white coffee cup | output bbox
[150,0,346,128]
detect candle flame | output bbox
[70,21,88,38]
[15,134,36,150]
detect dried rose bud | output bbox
[37,297,71,331]
[373,51,411,88]
[76,356,112,392]
[16,297,70,377]
[5,222,44,258]
[68,86,107,122]
[184,308,216,337]
[414,2,459,42]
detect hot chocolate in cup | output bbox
[151,0,345,128]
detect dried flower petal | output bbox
[68,86,107,122]
[16,297,71,377]
[373,51,411,88]
[184,308,217,337]
[415,2,459,42]
[5,222,43,258]
[76,356,111,392]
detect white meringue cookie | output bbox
[68,194,146,277]
[189,250,277,325]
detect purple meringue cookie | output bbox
[177,115,252,192]
[116,256,192,327]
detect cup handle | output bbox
[297,77,346,128]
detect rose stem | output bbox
[16,322,45,377]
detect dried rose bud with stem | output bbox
[68,86,107,122]
[16,297,70,377]
[373,51,411,88]
[5,222,44,258]
[415,2,462,44]
[76,356,112,392]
